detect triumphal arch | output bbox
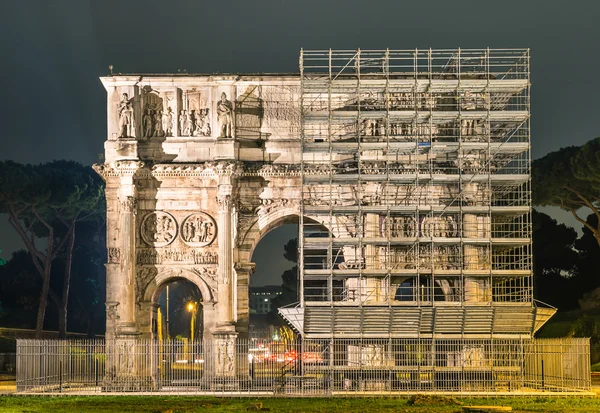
[94,48,562,383]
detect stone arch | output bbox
[236,206,352,264]
[143,267,217,304]
[139,267,218,340]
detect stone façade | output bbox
[95,75,305,342]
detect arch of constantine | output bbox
[87,49,589,391]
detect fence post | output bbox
[95,357,99,387]
[541,359,545,389]
[59,360,62,393]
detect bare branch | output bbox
[563,186,600,223]
[558,196,598,236]
[6,203,46,264]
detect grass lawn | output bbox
[0,396,599,413]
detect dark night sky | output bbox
[1,0,599,284]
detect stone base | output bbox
[211,377,241,391]
[212,331,238,377]
[214,139,238,159]
[105,139,139,161]
[102,375,156,392]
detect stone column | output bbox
[212,172,238,380]
[103,162,153,391]
[216,189,234,328]
[117,193,138,335]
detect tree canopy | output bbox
[0,160,105,337]
[532,209,579,309]
[532,137,600,244]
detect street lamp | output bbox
[187,301,197,342]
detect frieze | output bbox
[140,211,177,247]
[257,198,300,218]
[108,247,121,264]
[262,85,301,136]
[181,212,217,247]
[256,164,301,177]
[150,161,241,178]
[180,89,212,137]
[191,266,218,282]
[136,248,218,265]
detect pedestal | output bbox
[214,138,238,160]
[103,336,155,392]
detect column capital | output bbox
[119,195,138,213]
[217,193,232,212]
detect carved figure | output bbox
[140,211,177,247]
[185,110,192,136]
[163,107,174,136]
[201,109,212,136]
[217,92,233,138]
[117,93,134,137]
[154,110,163,137]
[162,109,169,136]
[106,302,120,323]
[181,212,217,246]
[142,109,153,139]
[179,110,186,136]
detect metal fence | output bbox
[16,337,590,395]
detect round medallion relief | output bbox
[140,211,178,247]
[180,212,217,247]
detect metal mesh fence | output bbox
[16,337,590,395]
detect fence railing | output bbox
[16,337,590,395]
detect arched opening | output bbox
[394,277,456,303]
[155,279,204,341]
[140,267,217,342]
[249,222,298,337]
[246,214,342,336]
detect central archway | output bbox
[138,267,218,340]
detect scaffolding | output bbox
[295,48,544,339]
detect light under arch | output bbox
[143,267,217,305]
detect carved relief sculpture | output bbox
[142,109,152,139]
[108,247,121,264]
[192,109,212,137]
[135,266,158,302]
[136,248,218,265]
[153,110,163,137]
[185,110,192,136]
[120,196,138,213]
[217,92,233,138]
[106,302,120,323]
[178,110,186,136]
[181,212,217,247]
[140,211,178,247]
[117,93,134,138]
